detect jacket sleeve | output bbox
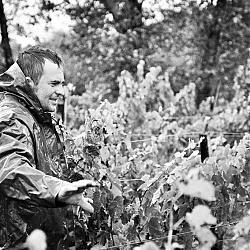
[0,114,68,208]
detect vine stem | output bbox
[6,244,26,250]
[166,200,174,249]
[110,218,116,247]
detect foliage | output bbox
[2,0,249,105]
[59,58,250,249]
[43,0,250,107]
[1,0,250,248]
[22,229,47,250]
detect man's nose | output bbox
[56,84,65,96]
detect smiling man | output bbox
[35,59,65,112]
[0,46,97,249]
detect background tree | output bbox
[193,0,250,107]
[41,0,199,101]
[1,0,250,106]
[39,0,250,107]
[0,0,13,72]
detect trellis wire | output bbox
[130,131,248,137]
[129,131,248,143]
[85,197,250,249]
[73,129,249,141]
[71,118,249,249]
[98,219,241,250]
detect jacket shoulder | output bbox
[0,95,36,130]
[0,97,35,122]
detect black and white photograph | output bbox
[0,0,250,249]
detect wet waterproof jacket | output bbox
[0,63,73,249]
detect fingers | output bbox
[78,197,94,213]
[86,198,93,204]
[59,184,78,196]
[72,180,99,190]
[57,181,98,209]
[57,184,79,204]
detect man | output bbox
[0,46,97,249]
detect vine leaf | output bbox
[138,174,151,191]
[24,229,47,250]
[99,168,107,180]
[179,179,216,201]
[186,205,216,228]
[111,181,122,197]
[165,242,184,250]
[147,217,163,237]
[90,245,104,250]
[100,146,110,162]
[151,183,164,205]
[186,206,217,250]
[234,214,250,238]
[133,241,159,250]
[195,227,217,250]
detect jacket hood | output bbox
[0,62,52,123]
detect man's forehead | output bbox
[43,59,64,77]
[43,58,63,69]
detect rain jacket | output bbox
[0,62,74,249]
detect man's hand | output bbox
[57,180,99,213]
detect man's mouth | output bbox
[49,99,58,104]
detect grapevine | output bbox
[61,59,250,250]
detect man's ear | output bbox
[25,77,35,88]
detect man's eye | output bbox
[50,82,59,86]
[50,82,65,86]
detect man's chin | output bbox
[47,101,57,112]
[45,106,57,113]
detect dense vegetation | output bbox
[1,0,250,105]
[60,58,250,249]
[1,0,250,249]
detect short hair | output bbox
[17,46,63,85]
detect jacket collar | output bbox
[0,62,53,124]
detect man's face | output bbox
[35,59,65,112]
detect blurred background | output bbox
[1,0,249,110]
[1,2,250,248]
